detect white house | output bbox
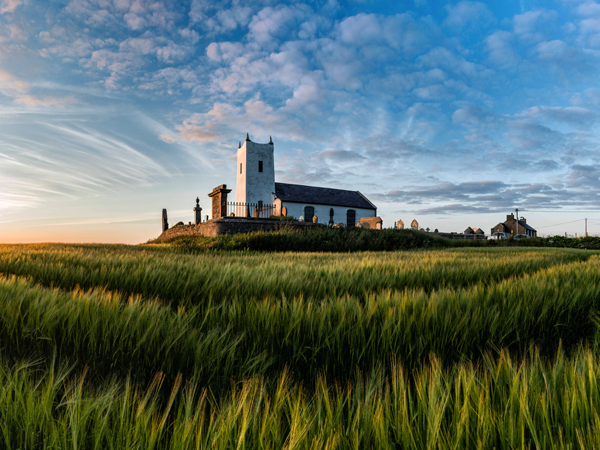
[235,134,377,226]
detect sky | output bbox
[2,0,600,243]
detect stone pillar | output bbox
[208,184,232,220]
[162,209,168,232]
[194,197,202,225]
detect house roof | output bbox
[496,220,537,232]
[275,182,377,210]
[515,220,536,232]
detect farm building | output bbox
[491,213,537,237]
[236,134,378,226]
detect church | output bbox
[236,134,378,227]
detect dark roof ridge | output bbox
[275,182,376,210]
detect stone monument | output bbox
[194,197,202,225]
[208,184,232,220]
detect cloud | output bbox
[0,69,76,107]
[158,133,177,143]
[66,0,180,30]
[189,1,253,34]
[485,30,519,67]
[513,9,558,43]
[0,69,29,97]
[318,148,365,161]
[138,67,198,93]
[577,2,600,18]
[443,2,495,33]
[521,106,597,125]
[566,164,600,188]
[248,5,313,47]
[452,105,498,125]
[13,95,76,107]
[163,112,223,144]
[179,28,200,45]
[0,0,21,14]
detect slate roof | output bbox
[275,182,376,210]
[496,220,537,232]
[515,220,536,232]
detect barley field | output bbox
[1,243,600,448]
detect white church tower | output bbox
[236,134,275,206]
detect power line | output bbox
[536,219,585,229]
[520,210,600,213]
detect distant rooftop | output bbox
[275,182,376,210]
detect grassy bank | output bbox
[153,227,480,252]
[153,226,600,252]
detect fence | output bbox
[225,202,275,219]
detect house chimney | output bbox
[507,213,514,221]
[521,217,526,223]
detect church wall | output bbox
[280,201,375,226]
[236,140,275,206]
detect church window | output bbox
[258,200,263,209]
[347,210,356,227]
[304,206,314,222]
[240,163,242,174]
[259,161,263,172]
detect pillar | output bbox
[208,184,232,220]
[162,209,168,232]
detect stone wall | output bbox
[150,217,322,243]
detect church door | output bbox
[304,206,315,222]
[346,210,356,227]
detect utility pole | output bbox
[516,208,519,236]
[586,218,588,237]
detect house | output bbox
[235,134,378,226]
[491,213,537,237]
[464,227,485,235]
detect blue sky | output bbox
[2,0,600,243]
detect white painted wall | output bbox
[236,139,275,205]
[279,201,375,225]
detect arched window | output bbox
[347,210,356,227]
[304,206,315,222]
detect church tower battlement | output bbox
[235,134,275,206]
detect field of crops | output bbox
[2,243,600,448]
